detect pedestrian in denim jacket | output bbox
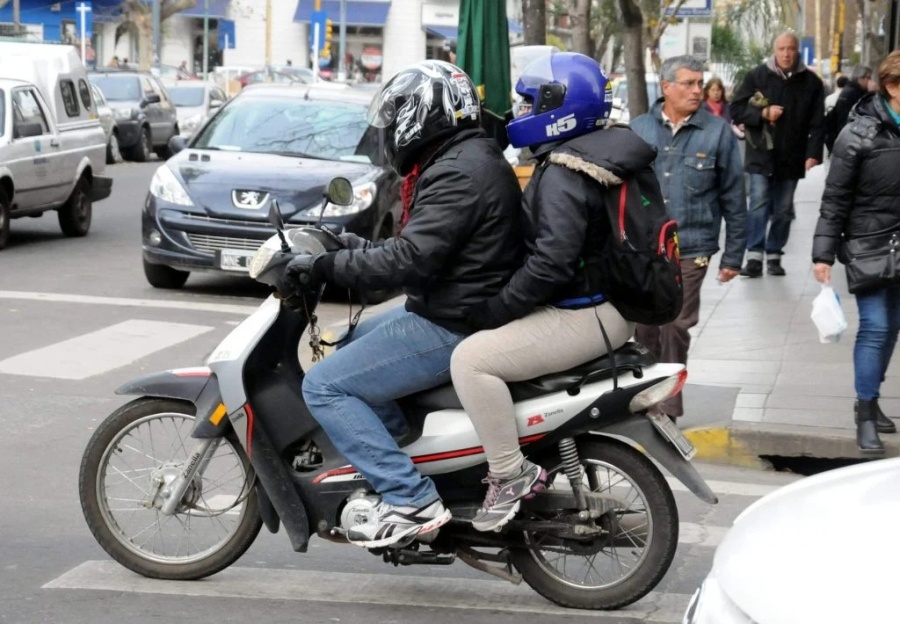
[630,55,746,419]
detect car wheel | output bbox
[130,127,151,162]
[154,126,177,160]
[143,259,189,289]
[107,131,123,164]
[0,186,10,250]
[58,176,92,237]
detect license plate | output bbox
[219,249,255,272]
[647,410,696,460]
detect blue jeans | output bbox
[854,285,900,400]
[302,305,465,507]
[746,175,799,260]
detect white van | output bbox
[0,42,112,249]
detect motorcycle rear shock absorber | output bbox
[558,437,587,509]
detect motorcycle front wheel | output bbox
[79,397,263,580]
[510,438,679,610]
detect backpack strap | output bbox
[617,182,628,243]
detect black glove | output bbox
[277,253,323,298]
[466,297,512,331]
[338,232,371,250]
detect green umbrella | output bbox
[456,0,512,147]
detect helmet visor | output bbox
[366,90,396,129]
[516,54,556,94]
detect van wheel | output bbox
[58,176,92,237]
[107,131,123,164]
[143,259,189,289]
[0,186,10,250]
[131,127,151,162]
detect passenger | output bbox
[277,61,524,547]
[449,52,658,532]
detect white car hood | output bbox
[714,457,900,624]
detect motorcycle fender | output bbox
[590,420,718,505]
[115,368,213,403]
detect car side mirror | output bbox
[210,98,224,109]
[142,93,162,106]
[168,135,187,155]
[14,121,44,139]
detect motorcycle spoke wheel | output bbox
[80,398,262,580]
[510,439,678,610]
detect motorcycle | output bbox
[78,177,717,611]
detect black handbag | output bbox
[840,228,900,294]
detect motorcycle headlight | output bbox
[114,108,135,119]
[248,233,283,279]
[301,181,376,218]
[149,165,194,206]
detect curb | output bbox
[684,421,900,466]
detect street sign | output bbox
[801,36,815,68]
[75,2,92,66]
[664,0,712,18]
[310,9,327,54]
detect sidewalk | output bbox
[680,164,900,467]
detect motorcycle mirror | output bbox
[325,177,354,206]
[267,198,290,252]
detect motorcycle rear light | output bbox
[628,369,688,413]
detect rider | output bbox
[450,52,659,531]
[278,61,524,548]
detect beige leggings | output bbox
[450,304,634,478]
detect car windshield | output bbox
[169,86,205,107]
[192,97,374,162]
[90,75,141,101]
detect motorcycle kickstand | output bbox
[158,438,221,516]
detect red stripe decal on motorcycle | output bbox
[312,466,357,484]
[412,434,546,464]
[245,404,255,459]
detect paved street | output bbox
[0,161,803,623]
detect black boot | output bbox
[767,259,786,276]
[854,399,897,433]
[855,400,886,457]
[740,259,763,278]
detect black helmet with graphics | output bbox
[366,60,481,175]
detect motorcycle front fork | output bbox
[558,437,589,509]
[155,438,222,516]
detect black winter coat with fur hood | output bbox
[470,125,659,330]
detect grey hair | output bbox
[850,64,873,82]
[773,30,799,48]
[660,56,705,82]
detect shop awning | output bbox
[180,0,231,20]
[294,1,391,27]
[423,19,524,40]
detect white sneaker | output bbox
[346,499,452,548]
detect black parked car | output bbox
[141,84,401,290]
[88,70,179,162]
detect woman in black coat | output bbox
[812,50,900,455]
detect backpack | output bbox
[592,169,683,325]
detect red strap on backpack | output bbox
[617,183,627,242]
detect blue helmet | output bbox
[507,52,613,149]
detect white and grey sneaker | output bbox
[471,460,547,532]
[347,499,451,548]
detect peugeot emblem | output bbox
[232,190,270,210]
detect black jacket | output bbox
[320,129,525,334]
[473,125,658,329]
[730,59,825,179]
[813,94,900,265]
[825,81,868,152]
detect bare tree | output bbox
[522,0,547,45]
[118,0,199,69]
[618,0,648,117]
[642,0,689,72]
[567,0,593,54]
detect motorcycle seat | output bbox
[400,341,656,412]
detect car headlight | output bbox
[149,165,194,206]
[181,113,205,134]
[683,576,755,624]
[114,108,135,119]
[301,181,376,218]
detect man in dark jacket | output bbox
[731,31,825,277]
[824,64,873,152]
[631,55,746,420]
[279,61,524,548]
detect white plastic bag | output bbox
[810,285,848,343]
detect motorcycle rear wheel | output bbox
[510,438,679,610]
[79,397,262,580]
